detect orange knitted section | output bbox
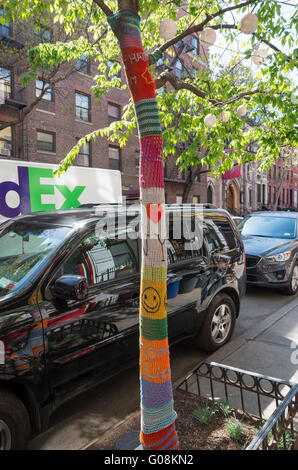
[140,423,179,450]
[140,336,171,384]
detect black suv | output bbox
[0,205,246,449]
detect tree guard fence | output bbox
[177,360,298,450]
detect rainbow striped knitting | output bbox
[108,9,179,450]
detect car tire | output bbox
[283,263,298,296]
[0,389,30,450]
[195,293,236,353]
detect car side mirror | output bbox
[50,275,88,301]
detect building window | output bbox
[136,150,140,169]
[193,195,200,203]
[0,126,12,157]
[36,79,53,101]
[0,67,11,103]
[156,56,164,68]
[75,92,91,122]
[0,9,11,38]
[176,195,183,204]
[257,184,261,203]
[192,36,199,54]
[76,55,90,75]
[176,59,183,79]
[107,61,121,79]
[34,26,52,43]
[207,186,213,204]
[108,145,120,170]
[76,140,90,167]
[37,131,55,153]
[107,102,121,125]
[268,185,271,204]
[249,189,252,207]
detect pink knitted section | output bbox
[140,135,164,189]
[120,34,143,49]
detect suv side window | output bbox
[63,233,137,286]
[210,216,238,250]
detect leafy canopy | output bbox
[1,0,297,175]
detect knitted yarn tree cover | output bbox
[107,9,179,450]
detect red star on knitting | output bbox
[141,67,155,85]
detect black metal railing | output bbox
[247,385,298,450]
[177,360,298,450]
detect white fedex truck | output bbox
[0,159,122,223]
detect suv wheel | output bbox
[0,390,30,450]
[195,293,236,353]
[283,263,298,296]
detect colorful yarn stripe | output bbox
[107,8,179,451]
[135,99,162,137]
[140,135,164,188]
[141,423,179,451]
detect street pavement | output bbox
[28,286,297,450]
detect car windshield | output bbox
[238,216,296,239]
[0,221,70,299]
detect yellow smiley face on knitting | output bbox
[142,287,161,314]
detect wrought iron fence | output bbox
[177,360,298,450]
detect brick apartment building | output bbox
[0,10,208,205]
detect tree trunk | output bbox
[182,168,194,203]
[107,8,179,450]
[182,164,203,203]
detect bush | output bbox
[193,407,214,425]
[226,420,246,441]
[216,400,232,417]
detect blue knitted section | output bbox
[141,400,177,434]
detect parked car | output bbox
[0,205,246,449]
[238,211,298,295]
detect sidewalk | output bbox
[84,295,298,450]
[208,295,298,384]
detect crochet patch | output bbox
[140,135,164,188]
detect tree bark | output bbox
[106,6,179,450]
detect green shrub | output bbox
[226,420,246,441]
[193,407,214,425]
[267,428,295,449]
[216,400,232,417]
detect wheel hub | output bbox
[211,304,232,344]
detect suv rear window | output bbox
[167,212,203,264]
[210,216,238,250]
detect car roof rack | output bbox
[78,202,219,210]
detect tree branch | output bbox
[213,89,265,107]
[155,71,212,101]
[0,66,82,130]
[155,71,266,108]
[92,0,113,16]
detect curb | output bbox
[240,295,298,341]
[208,295,298,364]
[81,408,140,450]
